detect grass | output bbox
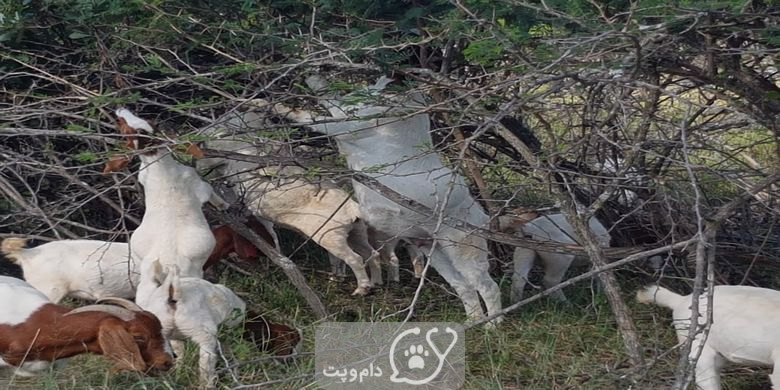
[1,241,773,389]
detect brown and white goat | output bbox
[0,276,173,377]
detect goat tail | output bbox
[1,238,29,263]
[636,285,684,309]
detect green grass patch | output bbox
[2,240,770,389]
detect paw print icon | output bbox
[389,327,458,385]
[404,345,429,369]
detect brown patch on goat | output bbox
[203,215,275,271]
[102,156,131,174]
[499,207,540,234]
[102,115,167,174]
[0,304,173,375]
[102,117,140,174]
[242,311,300,356]
[116,117,140,150]
[183,143,205,159]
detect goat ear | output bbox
[165,265,181,309]
[102,156,131,174]
[151,260,166,286]
[167,283,178,309]
[98,322,146,372]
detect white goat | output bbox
[508,213,610,303]
[1,238,138,303]
[104,108,224,302]
[263,77,503,323]
[142,262,245,388]
[199,111,378,295]
[637,284,780,390]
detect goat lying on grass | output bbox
[0,236,298,352]
[0,276,173,377]
[1,231,269,303]
[1,238,138,302]
[637,284,780,390]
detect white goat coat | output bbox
[143,269,245,388]
[5,240,138,303]
[292,81,501,322]
[131,149,216,302]
[511,213,610,302]
[114,109,215,300]
[0,276,49,325]
[0,276,61,376]
[637,285,780,390]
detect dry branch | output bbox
[204,206,329,320]
[202,149,645,258]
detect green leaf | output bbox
[66,124,93,133]
[74,151,97,163]
[215,63,257,75]
[68,31,90,39]
[463,40,503,66]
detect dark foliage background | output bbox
[1,0,778,387]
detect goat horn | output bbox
[97,297,145,312]
[65,305,135,322]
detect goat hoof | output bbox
[351,286,371,296]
